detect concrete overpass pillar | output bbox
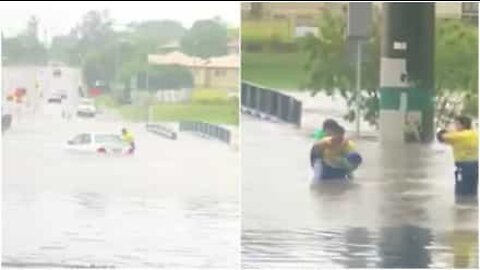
[379,3,435,144]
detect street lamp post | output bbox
[348,3,371,138]
[355,40,363,138]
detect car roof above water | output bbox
[72,132,122,140]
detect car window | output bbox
[71,133,91,145]
[81,134,92,144]
[94,134,123,144]
[70,134,82,144]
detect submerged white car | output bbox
[77,98,96,117]
[65,133,130,155]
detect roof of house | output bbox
[148,51,239,69]
[148,51,202,66]
[205,54,239,68]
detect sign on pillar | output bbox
[379,56,409,144]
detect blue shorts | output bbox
[321,163,349,180]
[313,152,362,181]
[455,161,478,196]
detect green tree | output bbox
[82,48,115,89]
[49,14,188,89]
[130,20,185,46]
[302,9,381,126]
[250,3,264,20]
[2,16,47,65]
[436,19,478,118]
[49,10,113,67]
[116,20,186,83]
[303,9,478,126]
[56,10,116,88]
[49,33,81,65]
[436,19,478,95]
[76,10,114,54]
[180,19,228,59]
[143,65,193,91]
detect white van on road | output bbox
[76,98,97,117]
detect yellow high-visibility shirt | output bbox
[315,137,355,168]
[443,129,478,162]
[122,131,135,144]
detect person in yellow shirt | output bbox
[121,128,136,155]
[437,115,478,197]
[310,123,362,181]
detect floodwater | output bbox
[242,116,478,269]
[3,101,239,268]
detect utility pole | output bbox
[379,3,434,144]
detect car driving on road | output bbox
[76,98,97,117]
[48,90,67,103]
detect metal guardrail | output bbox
[179,121,231,144]
[241,81,302,127]
[145,123,177,140]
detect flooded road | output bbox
[242,116,478,269]
[3,104,239,268]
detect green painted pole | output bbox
[379,3,435,144]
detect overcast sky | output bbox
[0,1,240,41]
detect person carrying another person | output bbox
[121,128,136,155]
[310,122,362,182]
[310,119,340,165]
[437,115,478,197]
